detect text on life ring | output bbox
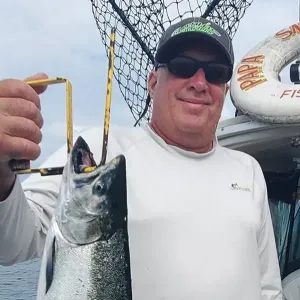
[236,55,267,92]
[275,22,300,41]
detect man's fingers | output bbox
[0,74,48,164]
[24,72,49,95]
[0,79,42,110]
[3,116,42,145]
[0,135,41,161]
[0,98,44,128]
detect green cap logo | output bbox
[171,21,221,37]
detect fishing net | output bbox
[90,0,254,126]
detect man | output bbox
[0,17,283,299]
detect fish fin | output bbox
[36,226,56,300]
[45,236,56,293]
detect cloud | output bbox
[0,0,134,124]
[0,0,136,163]
[46,121,93,138]
[222,0,299,119]
[0,0,299,162]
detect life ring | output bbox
[230,22,300,123]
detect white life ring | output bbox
[230,22,300,123]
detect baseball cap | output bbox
[155,17,234,67]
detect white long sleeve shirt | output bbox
[0,124,283,299]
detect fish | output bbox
[36,136,132,300]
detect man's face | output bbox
[148,44,229,136]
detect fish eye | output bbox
[94,182,104,194]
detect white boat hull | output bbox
[217,115,300,173]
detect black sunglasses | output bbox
[155,56,232,84]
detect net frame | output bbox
[90,0,254,125]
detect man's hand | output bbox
[0,72,48,201]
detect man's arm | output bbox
[0,144,67,266]
[254,160,283,299]
[0,163,16,202]
[0,127,105,266]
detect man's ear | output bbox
[147,70,158,98]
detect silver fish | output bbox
[36,136,132,300]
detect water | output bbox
[0,259,41,299]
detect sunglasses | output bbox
[155,56,232,84]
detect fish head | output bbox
[56,136,127,245]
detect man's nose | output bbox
[186,68,209,92]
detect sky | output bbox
[0,0,299,168]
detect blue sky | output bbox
[0,0,298,168]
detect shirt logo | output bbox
[231,183,251,192]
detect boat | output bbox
[216,20,300,294]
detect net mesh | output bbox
[90,0,254,126]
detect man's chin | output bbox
[175,119,206,134]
